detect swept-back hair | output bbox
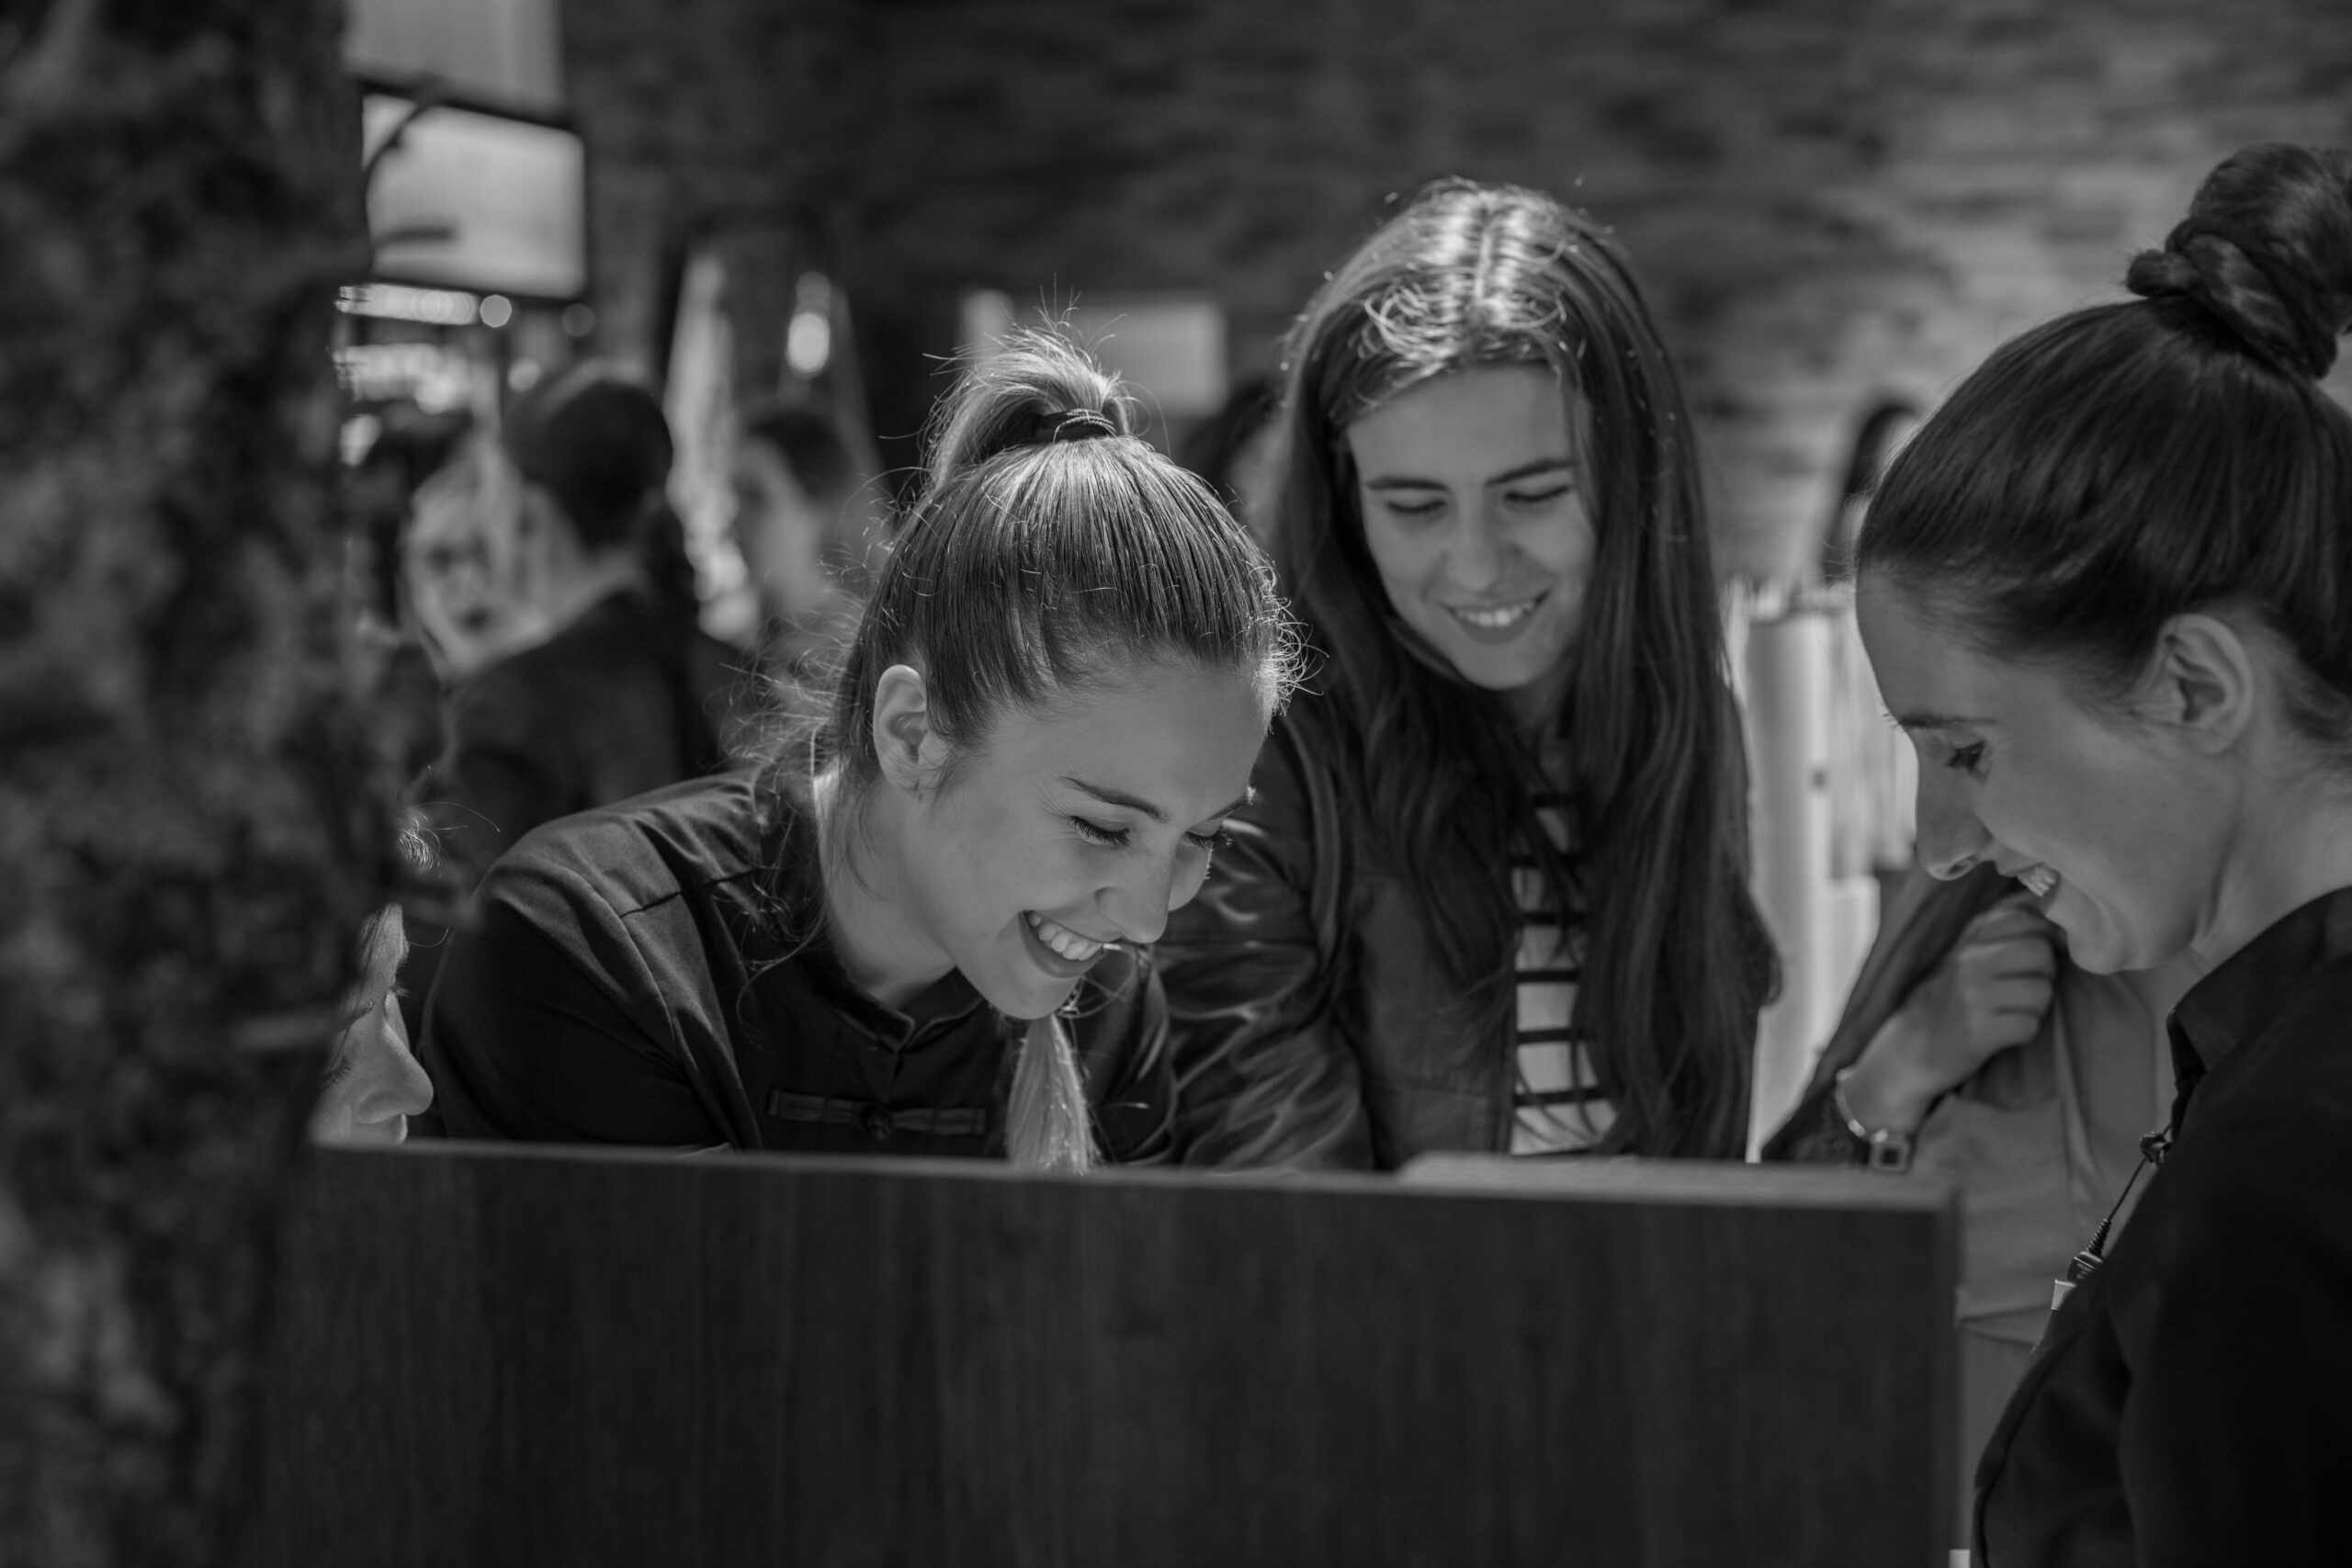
[1860,142,2352,764]
[1273,178,1770,1158]
[768,329,1300,1171]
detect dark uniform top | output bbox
[1975,884,2352,1565]
[413,772,1177,1163]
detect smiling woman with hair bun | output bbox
[416,332,1300,1170]
[1853,142,2352,1563]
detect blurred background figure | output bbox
[402,361,744,1029]
[1177,375,1282,542]
[400,434,550,682]
[727,400,876,669]
[1817,398,1923,584]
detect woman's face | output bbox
[1345,366,1596,703]
[403,448,547,678]
[1858,579,2223,975]
[895,661,1269,1021]
[311,906,435,1145]
[729,438,841,624]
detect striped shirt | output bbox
[1510,792,1615,1156]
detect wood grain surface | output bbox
[243,1145,1956,1567]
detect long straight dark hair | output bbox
[1273,179,1772,1158]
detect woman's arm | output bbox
[1155,727,1375,1169]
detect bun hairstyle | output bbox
[805,328,1300,1173]
[1860,142,2352,761]
[1273,179,1772,1159]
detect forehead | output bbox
[1346,366,1574,477]
[968,663,1267,814]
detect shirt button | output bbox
[862,1107,894,1141]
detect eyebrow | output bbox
[1888,709,1996,733]
[1062,777,1253,824]
[1363,457,1576,491]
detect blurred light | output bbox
[561,303,595,337]
[508,359,543,392]
[786,310,831,377]
[337,282,481,327]
[479,294,514,329]
[340,413,382,467]
[334,342,477,412]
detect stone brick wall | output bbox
[560,0,2352,573]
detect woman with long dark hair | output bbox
[1854,142,2352,1562]
[1159,181,1773,1167]
[418,333,1299,1168]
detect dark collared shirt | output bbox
[1975,884,2352,1566]
[415,773,1175,1162]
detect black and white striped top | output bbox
[1510,792,1614,1156]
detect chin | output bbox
[969,957,1079,1023]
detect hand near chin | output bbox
[1840,894,2060,1135]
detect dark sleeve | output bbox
[416,664,574,897]
[1068,946,1177,1167]
[1154,723,1375,1169]
[415,868,723,1146]
[1759,862,2014,1163]
[2114,1099,2352,1563]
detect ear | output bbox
[2144,612,2258,754]
[870,663,939,795]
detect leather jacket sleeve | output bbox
[1761,862,2013,1162]
[1070,945,1179,1166]
[1156,719,1376,1169]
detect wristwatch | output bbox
[1829,1067,1917,1174]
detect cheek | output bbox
[1527,507,1598,581]
[1356,505,1438,593]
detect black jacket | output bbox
[1157,686,1760,1168]
[418,587,746,892]
[414,773,1176,1163]
[1973,884,2352,1565]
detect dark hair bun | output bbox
[2125,142,2352,380]
[922,330,1136,495]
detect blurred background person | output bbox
[400,434,550,684]
[403,361,744,1026]
[727,400,876,672]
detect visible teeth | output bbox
[1451,599,1539,629]
[2018,865,2059,898]
[1025,911,1105,962]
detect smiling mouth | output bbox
[1024,911,1110,964]
[1445,594,1545,631]
[2016,864,2060,899]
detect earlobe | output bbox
[2156,613,2256,751]
[869,663,934,793]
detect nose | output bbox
[349,1002,435,1127]
[1913,763,1991,881]
[1449,511,1513,593]
[1095,850,1193,947]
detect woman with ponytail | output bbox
[1159,181,1773,1168]
[417,333,1299,1169]
[1851,143,2352,1562]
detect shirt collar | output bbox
[754,783,986,1043]
[2170,882,2352,1077]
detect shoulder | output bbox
[490,771,770,924]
